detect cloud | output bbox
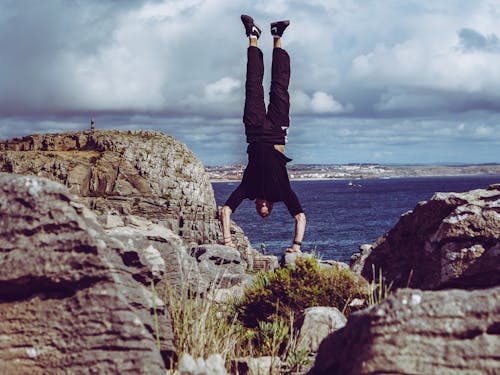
[311,92,345,113]
[1,0,500,165]
[292,90,351,115]
[458,28,500,53]
[205,77,241,98]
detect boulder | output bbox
[190,244,249,289]
[0,130,258,270]
[178,353,227,375]
[0,174,167,373]
[310,287,500,375]
[280,251,348,271]
[296,307,347,353]
[231,356,281,375]
[103,215,204,293]
[349,244,372,276]
[360,184,500,289]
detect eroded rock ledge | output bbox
[0,130,218,245]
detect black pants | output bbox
[244,46,290,144]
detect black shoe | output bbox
[271,20,290,38]
[241,14,262,39]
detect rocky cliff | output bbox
[314,184,500,375]
[311,286,500,375]
[354,184,500,290]
[0,130,224,249]
[0,174,168,373]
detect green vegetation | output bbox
[234,256,366,327]
[367,264,394,306]
[163,280,240,368]
[161,256,390,373]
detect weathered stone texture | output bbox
[311,287,500,375]
[190,244,249,289]
[0,130,256,265]
[0,174,167,374]
[0,130,218,246]
[296,307,347,353]
[359,184,500,289]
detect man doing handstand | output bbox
[220,15,306,253]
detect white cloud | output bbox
[475,125,494,137]
[205,77,241,98]
[310,91,345,113]
[350,34,500,100]
[291,90,350,114]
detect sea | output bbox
[212,175,500,262]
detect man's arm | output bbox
[220,184,247,248]
[288,212,306,252]
[220,205,235,248]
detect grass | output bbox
[162,279,240,368]
[234,255,367,327]
[159,255,394,372]
[367,264,393,306]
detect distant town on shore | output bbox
[207,163,500,181]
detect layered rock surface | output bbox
[0,130,268,269]
[358,184,500,289]
[311,287,500,375]
[0,130,219,247]
[0,174,167,373]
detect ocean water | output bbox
[212,175,500,262]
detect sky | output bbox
[1,0,500,166]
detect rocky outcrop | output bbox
[190,244,250,289]
[0,130,258,266]
[101,214,206,294]
[357,184,500,289]
[178,353,227,375]
[310,287,500,375]
[0,173,170,373]
[0,130,215,245]
[296,307,347,353]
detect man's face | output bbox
[256,198,273,218]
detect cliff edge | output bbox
[0,130,219,247]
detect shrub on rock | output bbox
[234,256,366,327]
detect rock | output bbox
[280,251,315,267]
[223,214,266,272]
[0,130,218,248]
[296,307,347,353]
[0,174,167,373]
[104,217,204,293]
[280,252,348,271]
[249,251,279,272]
[310,287,500,375]
[360,184,500,289]
[99,212,125,229]
[190,244,249,289]
[231,356,281,375]
[318,260,350,271]
[349,244,372,276]
[178,353,227,375]
[0,130,259,270]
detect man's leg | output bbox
[267,21,291,132]
[241,15,266,140]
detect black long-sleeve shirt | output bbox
[224,143,303,216]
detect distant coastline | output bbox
[207,163,500,182]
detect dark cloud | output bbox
[458,28,500,53]
[0,1,499,165]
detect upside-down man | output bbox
[220,15,306,253]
